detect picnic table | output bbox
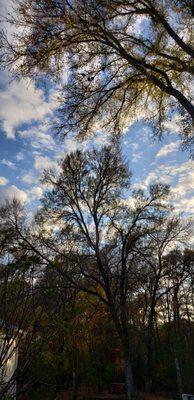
[109,383,126,394]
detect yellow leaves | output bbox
[44,350,56,364]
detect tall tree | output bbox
[1,0,194,148]
[0,184,193,395]
[33,146,170,398]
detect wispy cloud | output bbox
[1,158,16,169]
[156,141,180,158]
[19,123,56,151]
[134,159,194,214]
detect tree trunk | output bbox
[106,291,134,399]
[146,336,154,392]
[175,357,183,396]
[146,304,157,392]
[72,371,76,400]
[124,351,134,400]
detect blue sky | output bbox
[0,1,194,216]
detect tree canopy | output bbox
[1,0,194,148]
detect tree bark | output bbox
[109,312,134,399]
[175,357,183,396]
[124,351,134,400]
[146,306,156,392]
[146,336,154,392]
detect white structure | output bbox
[0,332,19,399]
[182,395,194,400]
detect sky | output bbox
[0,1,194,217]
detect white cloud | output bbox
[124,196,136,209]
[0,0,15,40]
[16,152,24,161]
[0,3,57,141]
[0,77,56,139]
[19,124,55,150]
[133,182,145,191]
[65,138,81,153]
[34,155,58,171]
[156,141,180,158]
[174,197,194,213]
[132,151,143,162]
[1,158,15,169]
[0,185,27,204]
[0,176,8,186]
[136,159,194,214]
[22,172,37,185]
[64,132,111,155]
[163,115,184,133]
[170,161,194,213]
[131,143,139,151]
[59,55,70,85]
[27,186,43,201]
[142,169,172,189]
[0,0,12,15]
